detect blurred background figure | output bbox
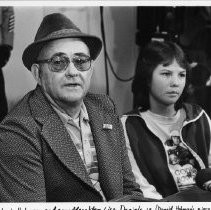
[0,6,14,121]
[186,62,211,117]
[0,44,12,121]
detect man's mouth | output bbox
[64,83,81,87]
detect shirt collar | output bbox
[43,91,89,124]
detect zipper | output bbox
[179,110,206,170]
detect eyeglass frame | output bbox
[35,52,92,72]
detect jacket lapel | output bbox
[84,95,121,198]
[29,86,93,188]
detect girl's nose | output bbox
[170,75,180,86]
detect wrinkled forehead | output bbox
[38,38,90,59]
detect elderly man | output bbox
[0,13,145,202]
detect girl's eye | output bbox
[161,72,171,77]
[179,73,186,78]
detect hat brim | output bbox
[22,31,102,70]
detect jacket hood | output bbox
[182,103,204,121]
[125,103,204,122]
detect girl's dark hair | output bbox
[132,41,190,110]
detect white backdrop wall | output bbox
[3,6,138,115]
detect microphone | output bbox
[195,168,211,191]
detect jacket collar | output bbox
[182,103,204,122]
[126,103,204,122]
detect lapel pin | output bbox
[103,124,113,130]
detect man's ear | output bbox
[90,60,95,71]
[31,64,41,85]
[90,60,95,77]
[91,60,94,67]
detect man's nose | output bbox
[65,61,78,76]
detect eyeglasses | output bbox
[36,53,92,72]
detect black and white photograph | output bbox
[0,1,210,203]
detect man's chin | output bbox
[60,95,83,105]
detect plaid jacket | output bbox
[0,85,143,202]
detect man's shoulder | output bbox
[85,92,114,106]
[7,91,34,116]
[2,88,41,125]
[84,92,117,115]
[86,92,110,100]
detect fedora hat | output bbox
[22,13,102,70]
